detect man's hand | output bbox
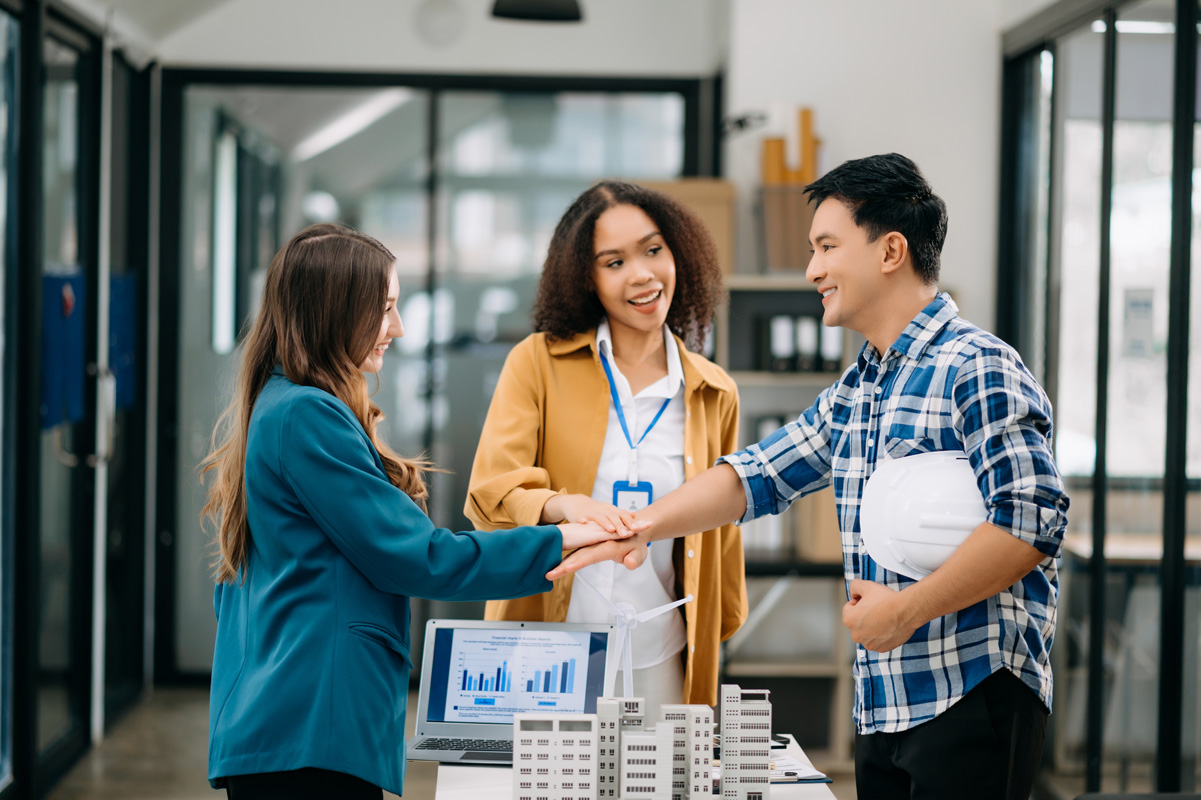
[546,533,649,580]
[842,521,1047,651]
[842,579,920,652]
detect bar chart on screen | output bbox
[521,657,577,694]
[437,628,601,723]
[457,659,512,693]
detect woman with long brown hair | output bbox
[202,223,629,800]
[466,182,747,719]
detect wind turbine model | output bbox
[573,573,693,698]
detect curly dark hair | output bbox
[531,181,724,352]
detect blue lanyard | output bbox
[598,349,672,451]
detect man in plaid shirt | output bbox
[551,153,1069,799]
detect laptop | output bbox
[406,618,618,765]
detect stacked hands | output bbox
[550,494,653,580]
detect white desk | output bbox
[425,734,837,799]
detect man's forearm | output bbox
[900,521,1046,627]
[637,463,747,541]
[844,521,1049,652]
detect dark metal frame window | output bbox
[1000,0,1196,791]
[0,6,18,799]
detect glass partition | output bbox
[1098,1,1175,791]
[428,91,685,531]
[38,32,87,756]
[0,8,16,792]
[1185,0,1201,787]
[1047,21,1106,796]
[172,82,690,673]
[174,85,430,673]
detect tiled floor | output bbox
[45,688,858,799]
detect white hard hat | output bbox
[859,450,986,580]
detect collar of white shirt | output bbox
[595,319,684,402]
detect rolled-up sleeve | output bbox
[952,348,1069,558]
[719,385,837,524]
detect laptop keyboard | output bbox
[415,738,512,752]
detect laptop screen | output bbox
[424,623,610,725]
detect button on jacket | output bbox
[465,330,748,706]
[209,370,563,795]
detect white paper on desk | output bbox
[711,755,828,783]
[771,754,828,782]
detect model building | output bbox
[512,712,600,800]
[660,704,713,800]
[719,685,772,800]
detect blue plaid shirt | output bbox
[720,293,1069,734]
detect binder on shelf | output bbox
[768,315,796,373]
[819,325,843,372]
[795,315,819,372]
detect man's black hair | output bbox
[803,153,948,284]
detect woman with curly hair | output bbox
[201,223,628,799]
[466,181,747,716]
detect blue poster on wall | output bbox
[41,272,87,430]
[109,274,138,409]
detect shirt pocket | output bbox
[881,435,942,461]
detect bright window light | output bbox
[212,130,238,355]
[1091,20,1190,34]
[292,89,413,162]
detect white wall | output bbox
[154,0,725,76]
[1003,0,1063,31]
[723,0,1004,329]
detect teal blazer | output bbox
[208,370,562,794]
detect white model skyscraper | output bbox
[619,725,674,800]
[595,696,647,798]
[512,713,600,800]
[719,685,772,800]
[660,704,714,800]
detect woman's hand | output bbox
[557,518,650,552]
[547,532,650,579]
[544,493,642,537]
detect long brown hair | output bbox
[201,222,429,584]
[531,181,724,351]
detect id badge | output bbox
[613,480,653,512]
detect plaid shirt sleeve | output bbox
[952,347,1069,558]
[718,382,840,525]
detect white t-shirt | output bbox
[564,320,687,668]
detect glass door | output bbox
[1045,20,1106,798]
[0,7,17,794]
[1003,0,1199,792]
[36,31,93,771]
[102,53,147,724]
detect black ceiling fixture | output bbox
[491,0,583,22]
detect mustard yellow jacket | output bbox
[465,329,747,706]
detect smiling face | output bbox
[806,198,890,336]
[359,266,403,374]
[591,203,676,341]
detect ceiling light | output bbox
[491,0,582,23]
[291,89,413,162]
